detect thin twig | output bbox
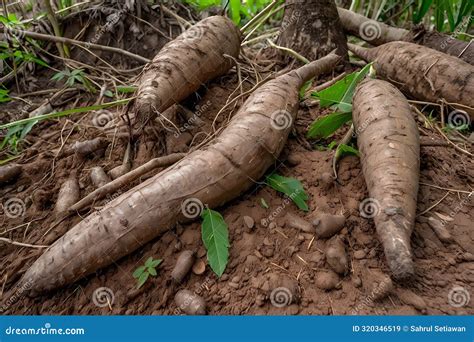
[69,153,186,212]
[10,28,150,63]
[417,191,450,217]
[266,39,309,64]
[0,237,48,249]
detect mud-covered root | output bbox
[348,41,474,120]
[55,176,80,214]
[90,167,111,188]
[325,236,348,275]
[312,213,346,238]
[133,15,241,128]
[338,8,474,65]
[337,7,408,46]
[0,164,22,185]
[59,137,109,158]
[174,289,206,315]
[353,78,420,280]
[409,25,474,66]
[171,250,195,283]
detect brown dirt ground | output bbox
[0,5,473,316]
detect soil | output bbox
[0,3,473,316]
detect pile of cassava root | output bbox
[1,7,472,315]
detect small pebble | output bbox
[243,216,255,229]
[353,250,366,259]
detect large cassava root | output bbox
[338,7,474,66]
[133,15,241,128]
[18,54,340,295]
[353,78,420,280]
[349,42,474,120]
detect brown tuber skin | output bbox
[90,167,111,188]
[312,213,346,238]
[171,250,195,283]
[315,270,339,290]
[353,78,420,280]
[175,289,206,315]
[325,236,348,275]
[18,54,340,295]
[349,42,474,120]
[0,164,22,185]
[55,176,80,214]
[338,8,473,65]
[133,16,241,128]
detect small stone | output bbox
[447,257,457,266]
[263,237,273,246]
[286,213,314,233]
[243,216,255,229]
[269,222,276,229]
[228,282,239,289]
[232,276,241,283]
[287,154,302,166]
[353,250,366,259]
[262,247,274,257]
[315,270,339,290]
[192,259,206,275]
[220,274,229,281]
[396,289,427,311]
[352,276,362,288]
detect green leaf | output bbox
[335,144,360,159]
[306,112,352,139]
[133,266,146,279]
[229,0,242,24]
[144,257,154,268]
[265,173,309,211]
[137,271,149,289]
[299,79,312,100]
[312,63,372,113]
[116,85,137,93]
[104,90,114,98]
[338,63,372,112]
[413,0,434,23]
[201,209,229,277]
[312,73,356,108]
[51,72,65,81]
[150,259,162,268]
[260,198,269,209]
[20,119,37,140]
[148,267,157,276]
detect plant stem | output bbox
[42,0,68,58]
